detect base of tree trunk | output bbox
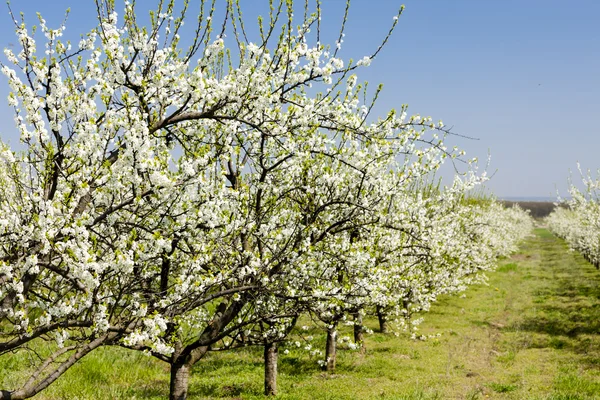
[324,324,338,372]
[264,341,278,396]
[353,312,365,352]
[377,306,389,334]
[169,362,190,400]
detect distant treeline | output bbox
[501,201,558,219]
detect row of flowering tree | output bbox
[547,171,600,269]
[0,1,533,399]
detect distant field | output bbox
[2,228,600,399]
[500,201,558,218]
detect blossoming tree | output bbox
[0,0,448,398]
[0,0,534,399]
[547,169,600,268]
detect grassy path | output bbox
[381,227,600,399]
[3,228,600,399]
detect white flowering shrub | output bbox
[547,171,600,268]
[360,190,533,332]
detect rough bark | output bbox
[264,341,278,396]
[0,391,12,400]
[353,312,365,351]
[167,345,209,400]
[377,306,389,334]
[324,323,338,373]
[169,362,191,400]
[166,298,243,400]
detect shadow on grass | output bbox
[193,355,264,374]
[126,382,168,399]
[279,355,321,376]
[507,233,600,368]
[186,346,322,398]
[192,381,260,398]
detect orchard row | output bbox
[0,1,533,399]
[547,174,600,269]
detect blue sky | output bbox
[0,0,598,198]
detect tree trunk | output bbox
[324,323,338,373]
[353,312,365,351]
[264,341,278,396]
[0,334,114,400]
[377,306,389,334]
[169,362,191,400]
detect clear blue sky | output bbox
[1,0,598,198]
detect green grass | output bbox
[2,228,600,399]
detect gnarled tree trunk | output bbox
[324,322,338,372]
[168,345,209,400]
[353,311,365,351]
[376,306,389,334]
[0,334,114,400]
[167,298,241,400]
[264,341,278,396]
[169,362,191,400]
